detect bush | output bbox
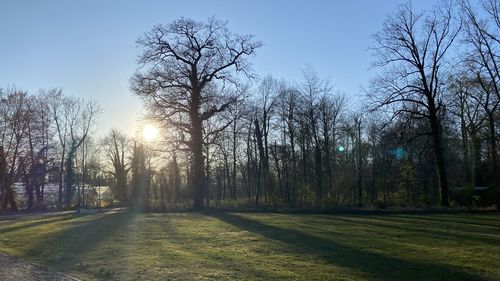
[450,187,496,208]
[373,199,387,209]
[450,187,474,208]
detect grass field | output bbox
[0,210,499,281]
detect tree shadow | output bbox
[208,212,491,281]
[388,214,500,227]
[156,213,294,280]
[319,215,500,246]
[8,211,285,280]
[152,215,288,280]
[0,213,77,234]
[23,209,137,273]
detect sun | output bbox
[143,124,158,141]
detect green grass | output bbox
[0,210,499,281]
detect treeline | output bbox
[0,88,101,211]
[129,0,497,210]
[1,0,498,211]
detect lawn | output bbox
[0,210,499,281]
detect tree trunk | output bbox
[487,113,499,209]
[204,142,211,208]
[58,146,66,209]
[254,118,265,207]
[232,123,238,200]
[3,183,17,211]
[288,120,296,207]
[460,107,471,185]
[428,100,449,207]
[331,128,337,205]
[191,88,205,209]
[356,119,363,207]
[470,128,481,187]
[65,145,76,208]
[245,125,253,206]
[314,146,322,206]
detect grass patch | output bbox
[0,210,499,280]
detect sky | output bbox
[0,0,440,137]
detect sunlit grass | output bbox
[0,211,499,281]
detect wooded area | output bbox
[1,0,499,211]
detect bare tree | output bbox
[460,0,500,100]
[102,129,131,204]
[227,87,249,200]
[20,93,54,209]
[319,92,347,204]
[352,113,364,207]
[460,0,499,200]
[47,89,71,208]
[300,67,332,205]
[253,76,280,205]
[447,73,486,186]
[131,17,261,208]
[0,89,30,210]
[69,100,101,209]
[50,97,101,209]
[370,1,461,206]
[276,85,300,206]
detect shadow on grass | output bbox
[24,210,137,272]
[0,213,77,234]
[208,212,490,281]
[152,214,289,280]
[390,214,500,227]
[322,215,500,246]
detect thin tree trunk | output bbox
[356,119,363,207]
[428,99,449,206]
[487,113,499,209]
[254,118,265,207]
[58,146,65,209]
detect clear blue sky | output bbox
[0,0,438,136]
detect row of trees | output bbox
[129,0,499,209]
[368,0,499,208]
[1,0,498,211]
[0,88,100,211]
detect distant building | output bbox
[13,182,112,209]
[13,182,60,208]
[82,185,113,207]
[47,166,60,183]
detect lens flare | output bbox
[395,147,405,160]
[143,124,158,141]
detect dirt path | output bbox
[0,252,79,280]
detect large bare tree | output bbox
[460,0,499,201]
[131,17,261,208]
[369,1,460,206]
